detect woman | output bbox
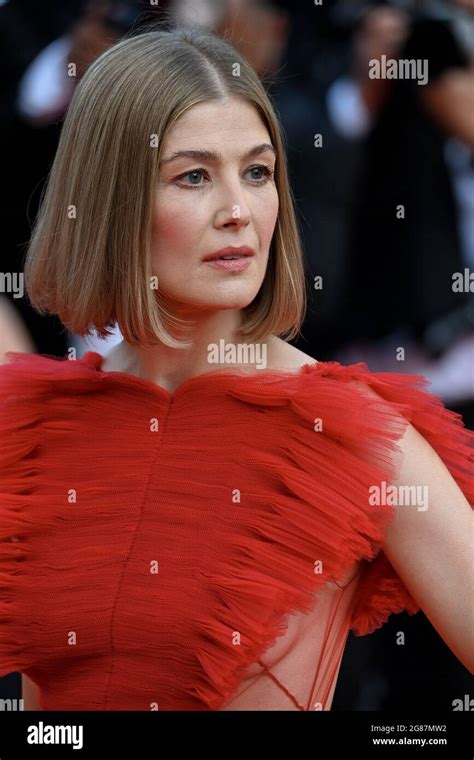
[0,24,472,712]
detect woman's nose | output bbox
[214,187,251,228]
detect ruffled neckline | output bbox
[81,350,326,402]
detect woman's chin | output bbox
[158,289,260,313]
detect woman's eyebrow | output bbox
[159,143,276,167]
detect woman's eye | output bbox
[177,165,274,188]
[180,169,206,186]
[247,165,274,183]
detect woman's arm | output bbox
[382,420,474,673]
[0,296,36,362]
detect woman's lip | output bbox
[204,257,253,271]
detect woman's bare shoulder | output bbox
[267,336,319,370]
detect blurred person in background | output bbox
[1,0,172,360]
[331,0,474,417]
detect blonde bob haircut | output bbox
[24,23,307,349]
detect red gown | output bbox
[0,351,472,710]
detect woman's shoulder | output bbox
[0,350,92,388]
[266,336,319,371]
[0,350,109,414]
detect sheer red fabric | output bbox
[0,351,472,710]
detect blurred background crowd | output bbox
[0,0,473,711]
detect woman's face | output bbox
[152,97,279,316]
